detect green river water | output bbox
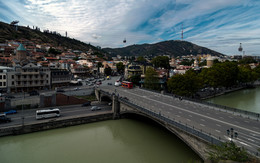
[207,87,260,114]
[0,119,201,163]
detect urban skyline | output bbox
[0,0,260,55]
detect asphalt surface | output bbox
[100,85,260,155]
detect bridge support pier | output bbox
[112,95,120,119]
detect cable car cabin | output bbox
[121,81,133,89]
[123,38,126,43]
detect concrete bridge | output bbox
[95,87,260,161]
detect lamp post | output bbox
[21,91,25,126]
[227,128,238,142]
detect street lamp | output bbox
[227,128,238,142]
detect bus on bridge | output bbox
[122,81,133,89]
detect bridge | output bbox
[95,86,260,160]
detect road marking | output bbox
[176,115,181,118]
[206,113,210,115]
[215,130,220,133]
[219,117,224,119]
[189,115,192,117]
[216,124,221,127]
[200,124,205,127]
[228,116,233,119]
[201,119,205,121]
[178,111,182,114]
[244,120,249,123]
[187,119,191,121]
[118,89,260,135]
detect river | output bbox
[207,87,260,114]
[0,119,202,163]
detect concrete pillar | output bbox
[112,95,120,119]
[52,94,56,106]
[94,89,100,101]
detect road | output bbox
[0,103,112,128]
[100,85,260,155]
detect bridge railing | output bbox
[118,97,222,146]
[140,87,260,120]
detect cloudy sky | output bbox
[0,0,260,55]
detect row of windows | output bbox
[17,80,48,84]
[0,75,6,79]
[0,82,6,86]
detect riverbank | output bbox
[0,111,113,137]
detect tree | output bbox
[97,62,103,73]
[116,62,125,74]
[239,56,257,64]
[167,69,201,96]
[48,47,61,55]
[180,59,194,66]
[144,67,160,90]
[129,74,141,86]
[207,142,250,162]
[238,65,258,84]
[104,66,112,76]
[151,56,170,69]
[137,56,146,62]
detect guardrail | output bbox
[140,87,260,120]
[98,89,259,157]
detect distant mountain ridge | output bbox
[0,21,101,53]
[103,40,225,57]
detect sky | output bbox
[0,0,260,55]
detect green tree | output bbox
[167,69,201,96]
[104,67,112,76]
[136,56,146,62]
[207,142,250,162]
[116,62,125,74]
[97,62,103,73]
[238,65,258,84]
[254,64,260,79]
[144,67,160,90]
[180,59,194,66]
[151,56,170,69]
[239,56,257,64]
[129,74,141,86]
[48,47,61,55]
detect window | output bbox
[3,82,6,86]
[12,81,14,85]
[12,75,14,79]
[3,75,6,79]
[0,75,2,79]
[0,82,2,86]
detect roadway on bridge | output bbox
[100,85,260,155]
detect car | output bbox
[73,87,80,90]
[29,91,39,96]
[0,114,11,123]
[108,102,112,106]
[107,83,112,85]
[4,110,17,115]
[91,106,101,111]
[82,101,91,107]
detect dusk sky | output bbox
[0,0,260,55]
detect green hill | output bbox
[0,21,101,53]
[103,40,225,57]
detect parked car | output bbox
[82,101,91,107]
[91,106,101,111]
[29,91,39,96]
[107,83,112,85]
[0,114,11,123]
[4,110,17,115]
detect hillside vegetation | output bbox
[0,21,101,53]
[103,40,225,57]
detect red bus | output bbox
[121,81,133,89]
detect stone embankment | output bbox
[0,112,113,137]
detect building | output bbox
[11,63,51,92]
[50,69,72,88]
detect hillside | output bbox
[0,21,102,53]
[103,40,225,57]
